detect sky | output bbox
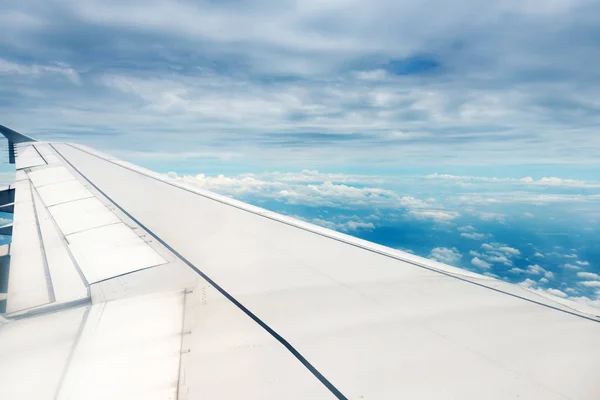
[0,0,599,310]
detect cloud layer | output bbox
[1,0,600,168]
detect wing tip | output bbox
[0,125,37,143]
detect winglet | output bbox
[0,125,37,144]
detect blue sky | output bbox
[0,0,599,309]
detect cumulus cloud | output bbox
[477,242,521,266]
[518,280,568,299]
[406,210,459,222]
[543,288,568,298]
[563,263,582,270]
[168,170,443,212]
[576,261,590,266]
[518,278,536,288]
[460,232,487,240]
[297,216,375,233]
[578,272,600,280]
[509,264,548,275]
[579,281,600,288]
[471,257,491,269]
[429,247,462,265]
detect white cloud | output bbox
[478,212,506,223]
[518,278,536,288]
[458,225,476,232]
[426,173,600,188]
[304,217,375,232]
[354,69,388,81]
[577,272,600,280]
[564,254,578,259]
[478,243,520,265]
[407,210,459,222]
[576,260,590,266]
[527,264,547,275]
[510,264,547,275]
[498,246,520,256]
[543,288,568,298]
[0,58,81,84]
[580,281,600,288]
[534,252,544,258]
[471,257,491,269]
[167,170,460,224]
[429,247,462,265]
[563,263,581,270]
[460,232,486,240]
[489,256,513,266]
[539,277,549,284]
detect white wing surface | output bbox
[0,125,599,400]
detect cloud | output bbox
[518,278,536,288]
[0,58,81,85]
[429,247,462,265]
[426,173,600,188]
[576,260,590,266]
[478,212,506,223]
[471,257,491,269]
[1,0,600,169]
[563,263,582,270]
[458,225,475,232]
[406,210,459,222]
[518,280,568,299]
[498,246,520,256]
[544,288,568,298]
[460,232,487,240]
[580,281,600,288]
[509,264,548,275]
[534,252,544,258]
[578,272,600,280]
[168,171,444,213]
[298,217,375,233]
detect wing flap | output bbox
[7,179,52,313]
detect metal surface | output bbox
[57,291,184,400]
[0,306,88,400]
[49,197,121,235]
[15,144,46,170]
[28,166,76,187]
[37,179,94,206]
[67,222,166,283]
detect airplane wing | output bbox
[0,125,599,400]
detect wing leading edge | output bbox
[0,126,599,400]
